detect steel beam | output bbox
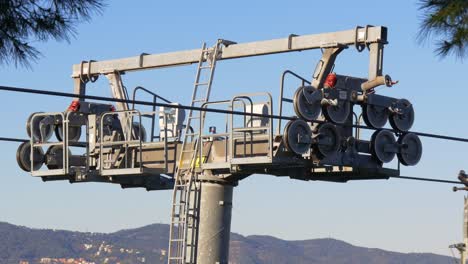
[71,26,387,77]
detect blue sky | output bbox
[1,0,467,256]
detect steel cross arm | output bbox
[71,26,387,77]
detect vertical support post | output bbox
[196,181,234,264]
[105,72,132,138]
[451,195,468,264]
[73,77,87,101]
[462,196,468,264]
[368,42,384,81]
[105,72,129,111]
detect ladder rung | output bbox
[195,82,209,86]
[199,65,212,69]
[188,116,200,119]
[170,238,185,242]
[193,99,206,103]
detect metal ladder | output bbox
[167,40,223,264]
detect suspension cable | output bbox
[391,175,464,185]
[1,85,468,144]
[0,137,27,143]
[0,134,463,186]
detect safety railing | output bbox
[30,111,88,177]
[30,112,68,176]
[99,110,143,176]
[198,93,274,168]
[131,86,171,142]
[230,92,273,164]
[277,70,311,135]
[151,108,170,173]
[199,100,234,169]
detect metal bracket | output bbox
[288,34,298,50]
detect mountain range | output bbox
[0,221,457,264]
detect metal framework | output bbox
[15,25,425,264]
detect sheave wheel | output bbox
[389,99,414,132]
[283,120,312,155]
[371,130,396,163]
[397,133,422,166]
[362,104,389,129]
[313,123,341,158]
[16,141,44,172]
[293,86,322,121]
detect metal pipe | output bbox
[361,75,387,91]
[277,70,311,135]
[4,85,468,144]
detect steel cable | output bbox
[1,85,468,144]
[391,175,464,185]
[0,135,462,185]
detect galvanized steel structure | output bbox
[16,25,424,264]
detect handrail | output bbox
[132,86,172,143]
[230,96,253,158]
[99,110,143,174]
[277,70,311,135]
[200,100,238,164]
[230,92,273,162]
[132,86,172,105]
[30,112,67,176]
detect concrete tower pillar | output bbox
[195,178,234,264]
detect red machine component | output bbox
[67,100,80,112]
[324,72,337,88]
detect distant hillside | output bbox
[0,221,456,264]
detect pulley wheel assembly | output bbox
[362,104,388,129]
[293,86,322,121]
[389,99,414,132]
[55,125,82,142]
[397,133,422,166]
[26,112,54,142]
[283,119,312,156]
[322,98,351,124]
[371,130,396,163]
[16,141,44,172]
[45,145,71,170]
[313,123,341,158]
